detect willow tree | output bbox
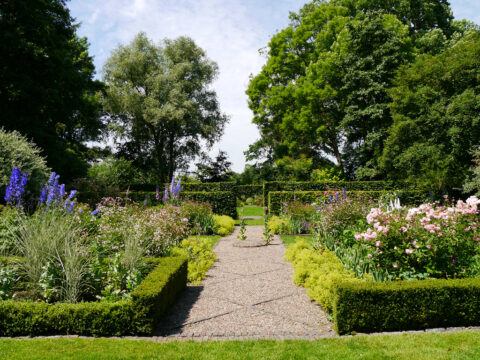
[102,33,228,182]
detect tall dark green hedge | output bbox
[0,257,187,336]
[268,190,426,214]
[262,181,419,201]
[179,191,236,218]
[334,278,480,335]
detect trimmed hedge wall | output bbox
[179,191,236,219]
[334,278,480,335]
[0,257,187,336]
[236,185,263,199]
[268,190,427,215]
[263,181,418,202]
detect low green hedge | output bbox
[180,191,236,218]
[0,257,187,336]
[334,278,480,335]
[268,190,426,215]
[285,241,480,335]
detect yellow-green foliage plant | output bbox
[285,239,364,313]
[213,215,235,236]
[171,237,217,285]
[267,215,291,234]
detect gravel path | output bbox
[154,226,335,340]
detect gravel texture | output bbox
[154,226,335,340]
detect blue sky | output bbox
[68,0,480,173]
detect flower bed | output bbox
[286,195,480,334]
[0,256,187,336]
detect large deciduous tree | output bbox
[0,0,103,181]
[102,33,228,183]
[246,0,453,179]
[380,31,480,192]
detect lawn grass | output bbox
[235,218,264,226]
[280,234,315,246]
[2,331,480,359]
[236,206,265,217]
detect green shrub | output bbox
[0,256,187,336]
[334,278,480,335]
[180,191,236,218]
[213,215,235,236]
[285,239,361,314]
[87,156,137,188]
[171,238,216,284]
[0,128,50,197]
[267,216,291,235]
[179,201,214,235]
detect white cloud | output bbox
[69,0,305,172]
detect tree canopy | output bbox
[0,0,103,181]
[246,0,480,192]
[102,33,228,183]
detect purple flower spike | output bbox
[68,190,77,200]
[91,209,99,216]
[68,201,75,214]
[175,178,182,194]
[155,186,160,201]
[39,186,47,204]
[59,184,65,197]
[335,193,339,202]
[329,194,333,203]
[48,172,56,184]
[343,188,346,198]
[163,186,169,203]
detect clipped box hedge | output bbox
[268,190,426,215]
[333,278,480,335]
[0,256,187,336]
[179,191,237,219]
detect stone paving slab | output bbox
[153,226,334,339]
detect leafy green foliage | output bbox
[381,31,480,192]
[87,157,137,188]
[171,237,217,284]
[0,0,103,181]
[213,215,235,236]
[285,239,361,314]
[0,129,50,197]
[102,33,228,183]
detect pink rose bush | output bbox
[355,196,480,279]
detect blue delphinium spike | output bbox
[68,201,75,214]
[39,186,47,204]
[343,188,346,198]
[68,190,77,200]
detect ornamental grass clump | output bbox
[354,196,480,280]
